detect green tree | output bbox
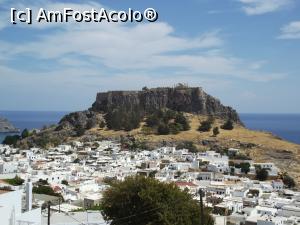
[221,119,234,130]
[73,158,80,163]
[176,141,198,153]
[86,119,96,130]
[21,129,30,139]
[105,106,142,131]
[213,127,220,136]
[145,113,159,127]
[282,174,295,188]
[157,123,170,135]
[145,110,190,135]
[38,179,49,185]
[256,168,269,181]
[75,125,85,137]
[230,167,235,175]
[2,135,20,146]
[163,110,176,123]
[240,162,251,174]
[61,180,69,186]
[175,112,190,131]
[198,119,213,132]
[169,123,183,134]
[101,176,214,225]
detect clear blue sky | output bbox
[0,0,299,113]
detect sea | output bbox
[239,113,300,145]
[0,111,299,145]
[0,111,68,143]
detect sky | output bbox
[0,0,299,113]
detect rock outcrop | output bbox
[57,110,104,131]
[0,117,19,133]
[91,86,242,124]
[58,86,242,130]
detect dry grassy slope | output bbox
[86,114,300,184]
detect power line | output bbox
[109,206,161,223]
[53,190,208,225]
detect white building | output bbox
[253,163,279,176]
[198,151,229,173]
[0,162,17,174]
[272,180,284,191]
[257,215,286,225]
[0,187,41,225]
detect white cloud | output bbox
[4,17,281,82]
[0,0,285,98]
[237,0,292,15]
[278,21,300,39]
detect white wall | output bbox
[17,208,41,225]
[0,190,22,225]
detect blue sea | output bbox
[0,111,68,143]
[240,114,300,145]
[0,111,299,145]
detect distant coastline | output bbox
[240,113,300,145]
[0,111,68,143]
[0,117,20,133]
[0,111,299,145]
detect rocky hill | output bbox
[0,117,19,133]
[91,86,242,123]
[57,86,242,131]
[15,86,300,185]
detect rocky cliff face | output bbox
[91,86,242,124]
[58,86,242,131]
[57,110,104,131]
[0,117,19,133]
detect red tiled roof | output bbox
[53,186,62,192]
[175,181,197,187]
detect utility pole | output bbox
[86,210,89,225]
[58,197,61,213]
[199,188,204,225]
[47,201,51,225]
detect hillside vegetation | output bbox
[85,114,300,185]
[15,113,300,185]
[13,86,300,185]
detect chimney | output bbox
[25,179,32,211]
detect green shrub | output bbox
[198,120,213,132]
[157,123,170,135]
[33,185,61,197]
[175,112,190,131]
[2,135,20,146]
[105,106,142,131]
[240,162,251,174]
[176,141,198,153]
[5,175,24,186]
[21,129,30,139]
[146,110,190,135]
[213,127,220,136]
[61,180,69,186]
[256,168,269,181]
[282,174,295,188]
[221,119,234,130]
